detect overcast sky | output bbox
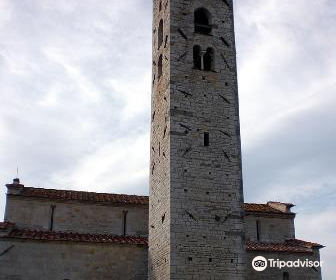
[0,0,335,278]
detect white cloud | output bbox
[51,132,150,195]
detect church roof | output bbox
[0,221,15,229]
[0,224,147,245]
[0,222,322,253]
[246,239,324,253]
[12,187,149,205]
[243,203,294,215]
[7,186,294,215]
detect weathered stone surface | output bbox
[149,0,246,279]
[0,240,147,280]
[5,196,148,237]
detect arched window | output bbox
[283,272,289,280]
[193,45,202,70]
[158,54,163,78]
[194,8,212,35]
[203,48,214,71]
[158,19,164,49]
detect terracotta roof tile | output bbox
[17,187,149,205]
[2,226,322,253]
[286,239,324,249]
[11,186,294,215]
[268,201,294,207]
[1,228,147,245]
[243,203,293,215]
[246,239,323,254]
[0,221,15,229]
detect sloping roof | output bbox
[0,221,15,229]
[9,186,293,215]
[1,224,322,253]
[243,203,294,215]
[16,187,149,205]
[1,227,147,245]
[286,239,324,249]
[246,239,324,254]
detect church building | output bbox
[0,0,324,279]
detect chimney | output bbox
[6,178,24,195]
[267,201,295,213]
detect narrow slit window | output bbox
[283,272,289,280]
[204,132,209,146]
[193,45,202,70]
[122,210,128,236]
[49,205,56,231]
[158,19,164,49]
[158,55,163,78]
[256,220,261,241]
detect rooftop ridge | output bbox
[246,239,323,254]
[7,186,295,214]
[1,224,322,253]
[9,186,149,205]
[0,227,148,245]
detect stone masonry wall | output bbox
[5,196,148,236]
[149,0,171,278]
[150,0,246,279]
[5,194,298,244]
[245,214,295,243]
[0,239,148,280]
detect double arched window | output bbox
[193,46,214,71]
[203,48,214,71]
[194,8,212,35]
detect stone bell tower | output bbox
[149,0,246,279]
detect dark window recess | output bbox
[256,220,261,241]
[204,132,210,146]
[158,19,164,49]
[159,0,162,11]
[203,48,214,71]
[193,45,202,70]
[122,210,128,236]
[162,213,166,223]
[194,8,212,35]
[49,205,56,231]
[158,55,163,78]
[283,272,289,280]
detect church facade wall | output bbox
[5,195,148,236]
[245,214,295,243]
[0,239,148,280]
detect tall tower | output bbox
[149,0,246,279]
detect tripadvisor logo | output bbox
[252,256,324,271]
[252,256,268,271]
